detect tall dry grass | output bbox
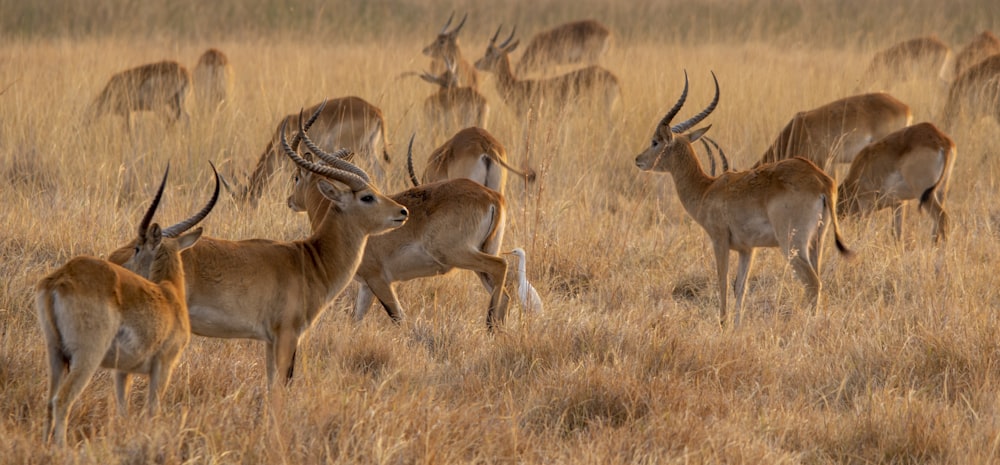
[1,0,1000,463]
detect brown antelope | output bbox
[38,165,216,446]
[837,122,955,243]
[753,92,912,171]
[86,60,191,130]
[861,36,952,85]
[407,127,535,196]
[635,72,853,327]
[109,122,408,389]
[515,19,612,76]
[419,57,490,133]
[953,31,1000,78]
[288,126,513,331]
[940,54,1000,129]
[236,96,392,205]
[474,25,621,117]
[192,48,233,111]
[422,12,479,90]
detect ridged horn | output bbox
[658,70,688,129]
[671,71,719,134]
[280,119,369,192]
[296,109,370,183]
[138,164,170,238]
[406,134,419,187]
[161,161,221,238]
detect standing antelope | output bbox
[422,12,479,90]
[515,19,612,76]
[86,60,191,130]
[288,126,514,331]
[38,165,216,446]
[236,96,392,205]
[953,31,1000,78]
[420,57,490,134]
[753,92,912,171]
[407,127,535,196]
[837,122,955,243]
[634,72,853,327]
[109,121,408,390]
[192,48,233,111]
[861,36,952,85]
[940,54,1000,130]
[474,25,621,117]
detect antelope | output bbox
[837,122,955,243]
[38,165,216,446]
[235,96,392,206]
[505,248,543,313]
[940,54,1000,130]
[109,121,408,389]
[86,60,191,130]
[634,72,853,327]
[953,31,1000,78]
[192,48,233,111]
[753,92,912,171]
[474,25,621,117]
[515,19,612,76]
[419,57,490,133]
[406,127,536,196]
[861,36,952,85]
[288,125,514,331]
[422,12,479,90]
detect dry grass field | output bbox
[2,0,1000,463]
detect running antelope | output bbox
[940,54,1000,130]
[953,31,1000,78]
[422,12,479,90]
[288,124,513,331]
[38,165,216,446]
[86,60,191,130]
[420,57,490,133]
[474,25,621,117]
[192,48,233,111]
[753,92,912,171]
[236,96,392,206]
[406,127,535,195]
[109,122,408,389]
[837,122,956,243]
[634,72,853,327]
[515,19,612,76]
[861,36,952,85]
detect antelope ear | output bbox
[504,40,520,53]
[316,178,352,209]
[176,227,203,250]
[688,125,712,143]
[146,224,164,247]
[419,73,441,86]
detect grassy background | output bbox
[2,0,1000,463]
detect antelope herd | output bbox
[34,14,1000,445]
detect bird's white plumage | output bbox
[510,248,543,313]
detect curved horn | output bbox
[658,70,688,130]
[704,136,729,173]
[296,110,371,183]
[699,138,717,177]
[406,134,419,187]
[280,119,369,192]
[489,24,503,44]
[450,13,467,35]
[671,71,719,134]
[313,147,355,165]
[161,161,221,238]
[287,100,327,154]
[440,11,455,34]
[499,25,517,48]
[138,164,170,238]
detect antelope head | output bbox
[635,71,720,172]
[475,25,518,72]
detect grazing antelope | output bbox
[192,48,233,111]
[515,19,612,76]
[753,92,912,171]
[236,96,392,205]
[419,57,490,133]
[38,165,216,446]
[505,248,543,313]
[953,31,1000,78]
[474,25,621,117]
[861,36,952,85]
[422,12,479,90]
[86,60,191,130]
[635,72,853,327]
[109,122,408,389]
[288,126,513,331]
[940,54,1000,130]
[407,127,535,196]
[837,122,955,243]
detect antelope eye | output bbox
[651,139,659,147]
[361,194,375,203]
